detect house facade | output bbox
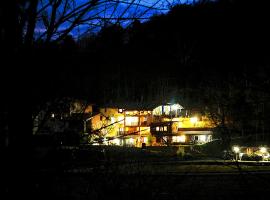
[150,103,214,145]
[89,107,153,147]
[88,103,215,146]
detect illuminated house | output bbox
[89,106,153,147]
[150,103,214,145]
[88,103,214,146]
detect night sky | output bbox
[35,0,200,39]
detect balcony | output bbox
[117,130,140,136]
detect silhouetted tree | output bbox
[16,0,170,45]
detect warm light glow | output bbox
[125,116,139,126]
[190,117,198,124]
[233,146,240,153]
[172,135,186,143]
[111,117,115,123]
[129,138,134,144]
[179,135,186,142]
[118,109,123,113]
[112,138,120,145]
[260,147,267,154]
[118,116,124,123]
[171,104,180,111]
[143,137,148,143]
[198,135,206,142]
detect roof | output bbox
[179,131,213,135]
[99,102,156,111]
[177,128,213,131]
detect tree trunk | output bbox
[25,0,38,46]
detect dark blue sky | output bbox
[35,0,201,40]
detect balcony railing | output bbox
[117,131,140,136]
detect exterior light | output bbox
[233,146,240,153]
[232,146,240,161]
[171,104,179,111]
[260,147,267,154]
[118,109,123,113]
[190,117,198,124]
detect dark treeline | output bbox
[77,0,270,141]
[51,0,270,106]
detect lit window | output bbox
[143,137,148,143]
[125,116,139,126]
[112,138,120,145]
[190,117,198,124]
[156,127,159,131]
[111,117,115,123]
[172,135,186,143]
[171,104,180,111]
[129,138,134,144]
[164,126,167,131]
[198,135,206,142]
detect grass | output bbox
[60,145,270,175]
[28,145,270,200]
[106,162,270,175]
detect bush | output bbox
[241,154,263,161]
[195,140,224,158]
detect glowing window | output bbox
[156,127,159,131]
[190,117,198,124]
[164,126,167,131]
[125,116,139,126]
[143,137,148,143]
[172,135,186,143]
[112,138,120,145]
[198,135,206,142]
[128,138,134,144]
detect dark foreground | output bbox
[17,170,270,200]
[4,146,270,200]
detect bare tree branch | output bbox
[21,0,171,43]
